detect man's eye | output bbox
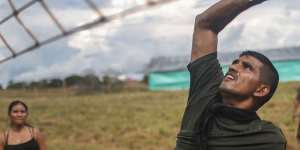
[245,65,252,70]
[232,60,239,64]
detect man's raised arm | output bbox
[191,0,267,61]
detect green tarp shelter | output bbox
[147,47,300,91]
[149,70,190,91]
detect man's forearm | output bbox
[190,0,267,61]
[196,0,267,33]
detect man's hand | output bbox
[191,0,269,62]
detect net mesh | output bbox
[0,0,177,64]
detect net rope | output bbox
[0,0,177,64]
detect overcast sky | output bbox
[0,0,299,86]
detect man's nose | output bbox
[228,64,238,72]
[229,62,242,72]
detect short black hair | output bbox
[240,50,279,104]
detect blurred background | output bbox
[0,0,299,149]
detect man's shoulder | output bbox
[187,52,218,71]
[207,119,286,149]
[251,120,286,143]
[258,120,283,132]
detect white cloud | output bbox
[0,0,300,86]
[68,19,122,54]
[219,4,300,51]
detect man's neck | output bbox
[222,95,255,111]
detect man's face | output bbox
[220,55,264,98]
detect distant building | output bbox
[117,73,144,82]
[146,46,300,91]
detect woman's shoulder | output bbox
[0,129,8,138]
[0,130,7,145]
[29,127,43,139]
[32,127,42,133]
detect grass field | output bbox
[0,81,300,150]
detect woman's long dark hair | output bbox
[8,100,32,127]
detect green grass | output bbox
[0,82,300,150]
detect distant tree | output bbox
[48,79,63,88]
[27,79,48,89]
[82,74,101,87]
[101,75,124,92]
[143,75,149,84]
[76,74,102,91]
[40,79,49,88]
[64,75,83,87]
[8,80,13,87]
[28,81,40,89]
[0,84,3,90]
[103,75,113,85]
[7,80,27,89]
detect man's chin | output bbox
[219,87,234,96]
[219,82,232,93]
[219,86,247,100]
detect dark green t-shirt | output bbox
[175,53,286,150]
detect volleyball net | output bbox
[0,0,178,64]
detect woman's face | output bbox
[9,104,28,125]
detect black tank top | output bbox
[4,127,40,150]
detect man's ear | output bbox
[254,84,270,97]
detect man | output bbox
[292,86,300,141]
[175,0,286,150]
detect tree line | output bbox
[6,74,124,91]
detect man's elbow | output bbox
[195,14,220,33]
[195,14,210,29]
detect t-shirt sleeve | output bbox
[187,52,224,106]
[179,52,224,131]
[176,53,224,149]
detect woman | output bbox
[0,100,46,150]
